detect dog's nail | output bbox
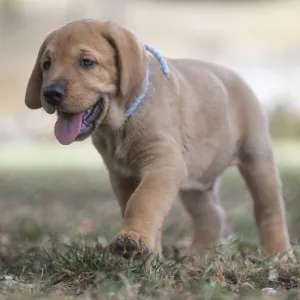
[126,236,138,251]
[140,241,148,255]
[115,237,125,251]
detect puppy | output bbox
[25,19,291,259]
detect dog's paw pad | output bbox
[109,232,149,259]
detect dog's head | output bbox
[25,19,148,145]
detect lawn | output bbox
[0,139,299,299]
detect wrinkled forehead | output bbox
[42,24,113,60]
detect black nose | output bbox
[43,84,65,106]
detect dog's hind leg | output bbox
[236,91,291,255]
[179,183,226,254]
[238,143,291,254]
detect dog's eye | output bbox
[80,58,95,68]
[43,60,51,71]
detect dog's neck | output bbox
[124,44,169,118]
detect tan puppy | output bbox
[25,19,291,259]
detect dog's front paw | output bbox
[109,231,149,259]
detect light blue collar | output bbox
[125,44,169,118]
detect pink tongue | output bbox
[54,112,84,145]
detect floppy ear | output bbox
[25,35,51,109]
[103,22,148,99]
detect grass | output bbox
[0,139,300,299]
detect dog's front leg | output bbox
[109,156,187,260]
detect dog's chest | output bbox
[108,157,134,177]
[92,130,135,177]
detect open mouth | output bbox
[54,100,102,145]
